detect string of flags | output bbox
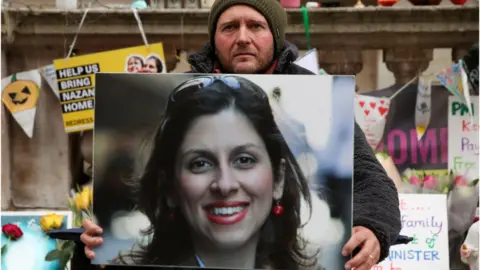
[0,43,476,139]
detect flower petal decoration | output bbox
[40,214,65,232]
[2,224,23,240]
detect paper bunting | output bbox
[354,94,391,150]
[294,49,328,75]
[437,62,462,99]
[1,70,42,138]
[40,64,60,99]
[437,60,475,120]
[459,59,473,120]
[294,49,320,75]
[415,75,432,141]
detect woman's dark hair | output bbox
[146,55,163,73]
[120,75,316,269]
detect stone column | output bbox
[163,44,180,72]
[7,47,72,209]
[1,49,11,210]
[383,48,433,84]
[452,46,471,62]
[317,50,363,75]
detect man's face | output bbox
[214,5,275,74]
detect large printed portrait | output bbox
[92,73,355,270]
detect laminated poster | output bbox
[90,73,355,270]
[1,211,73,270]
[53,42,167,133]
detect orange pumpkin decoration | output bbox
[2,74,40,113]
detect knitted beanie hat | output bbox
[208,0,287,57]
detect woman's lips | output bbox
[204,201,250,225]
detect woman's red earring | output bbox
[272,201,284,216]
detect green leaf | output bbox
[62,240,75,252]
[10,74,16,83]
[1,244,7,255]
[45,249,62,261]
[470,179,479,186]
[59,250,72,270]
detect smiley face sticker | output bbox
[2,73,40,113]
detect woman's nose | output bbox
[211,165,240,196]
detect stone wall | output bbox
[1,4,478,211]
[1,48,75,210]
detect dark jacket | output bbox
[72,41,401,270]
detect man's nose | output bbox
[236,25,251,45]
[212,164,239,197]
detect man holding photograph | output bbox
[79,1,401,270]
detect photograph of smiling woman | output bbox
[112,75,317,270]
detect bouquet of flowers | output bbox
[43,185,93,269]
[376,150,479,269]
[400,168,478,194]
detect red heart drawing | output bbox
[378,107,388,116]
[370,102,376,109]
[359,101,365,108]
[364,109,370,116]
[380,100,385,105]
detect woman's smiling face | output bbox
[172,108,283,250]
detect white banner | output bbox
[371,194,449,270]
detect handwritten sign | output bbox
[371,194,449,270]
[448,96,479,182]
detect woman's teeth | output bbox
[210,206,245,216]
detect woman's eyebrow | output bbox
[180,148,213,160]
[232,143,263,153]
[180,143,264,159]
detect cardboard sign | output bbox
[448,96,479,182]
[371,194,449,270]
[53,43,166,133]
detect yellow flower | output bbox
[40,213,64,231]
[75,186,92,211]
[89,187,93,204]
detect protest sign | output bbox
[91,73,355,269]
[448,96,479,182]
[53,42,166,133]
[368,84,450,174]
[371,194,449,270]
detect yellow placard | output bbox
[53,43,166,133]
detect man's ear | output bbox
[273,158,286,200]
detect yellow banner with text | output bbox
[53,43,166,133]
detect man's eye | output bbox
[224,25,234,31]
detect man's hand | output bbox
[342,226,380,270]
